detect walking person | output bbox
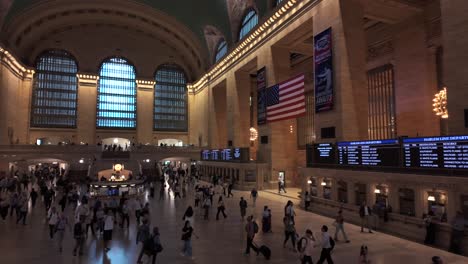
[103,210,114,252]
[203,196,211,220]
[283,216,297,251]
[278,179,287,194]
[317,225,334,264]
[136,219,151,263]
[73,216,85,256]
[250,188,258,207]
[285,200,296,224]
[227,183,234,198]
[159,181,165,200]
[16,193,28,225]
[449,211,467,254]
[334,210,350,243]
[359,202,373,233]
[173,184,181,199]
[239,197,248,221]
[244,215,259,256]
[120,200,130,228]
[56,212,71,253]
[262,206,271,233]
[182,206,194,227]
[304,191,311,211]
[298,229,316,264]
[424,211,436,245]
[134,197,142,225]
[216,196,227,220]
[48,206,59,239]
[139,227,163,264]
[181,220,198,260]
[30,188,38,208]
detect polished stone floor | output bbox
[0,184,466,264]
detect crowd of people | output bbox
[0,162,458,263]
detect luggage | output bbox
[257,245,271,260]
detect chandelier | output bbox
[433,87,448,119]
[249,127,258,141]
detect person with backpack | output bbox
[73,216,85,256]
[244,215,259,256]
[250,188,258,207]
[181,220,198,260]
[283,216,297,251]
[136,219,151,262]
[55,212,71,253]
[216,196,227,220]
[298,229,316,264]
[317,225,334,264]
[239,197,248,220]
[139,227,163,264]
[30,188,38,208]
[334,210,350,243]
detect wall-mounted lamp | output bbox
[307,180,312,184]
[321,181,327,186]
[374,189,381,194]
[428,195,436,202]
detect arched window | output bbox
[239,9,258,40]
[31,50,78,128]
[215,39,227,63]
[275,0,284,6]
[154,64,188,132]
[96,57,137,129]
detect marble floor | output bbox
[0,184,466,264]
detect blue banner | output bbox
[314,28,334,113]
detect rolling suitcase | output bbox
[255,243,271,260]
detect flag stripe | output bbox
[268,101,305,116]
[267,108,306,121]
[279,75,305,89]
[280,88,304,101]
[267,95,304,110]
[279,82,304,96]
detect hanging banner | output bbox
[257,67,267,125]
[314,27,334,113]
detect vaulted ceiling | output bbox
[0,0,269,79]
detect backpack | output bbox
[329,237,335,250]
[297,236,308,252]
[253,221,259,234]
[137,225,150,243]
[73,223,83,238]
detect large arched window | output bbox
[154,64,188,132]
[31,50,78,128]
[275,0,284,6]
[97,57,137,129]
[239,9,258,40]
[215,39,227,63]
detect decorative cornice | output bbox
[188,0,305,94]
[136,79,155,90]
[0,46,35,79]
[77,73,99,86]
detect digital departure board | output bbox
[200,148,249,162]
[403,135,468,169]
[338,139,400,167]
[312,143,336,164]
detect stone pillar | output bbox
[331,179,338,201]
[226,71,250,148]
[388,183,399,213]
[394,15,439,137]
[441,0,468,134]
[136,80,155,144]
[414,186,425,218]
[16,71,34,144]
[77,74,98,144]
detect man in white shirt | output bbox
[103,210,114,252]
[317,225,334,264]
[299,229,316,264]
[359,202,373,233]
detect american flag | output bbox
[266,74,306,122]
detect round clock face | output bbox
[114,164,122,171]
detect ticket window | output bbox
[428,191,447,222]
[399,188,416,217]
[461,195,468,220]
[354,183,367,206]
[308,177,318,197]
[375,185,389,207]
[337,180,348,203]
[322,179,332,200]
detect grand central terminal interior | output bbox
[0,0,468,263]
